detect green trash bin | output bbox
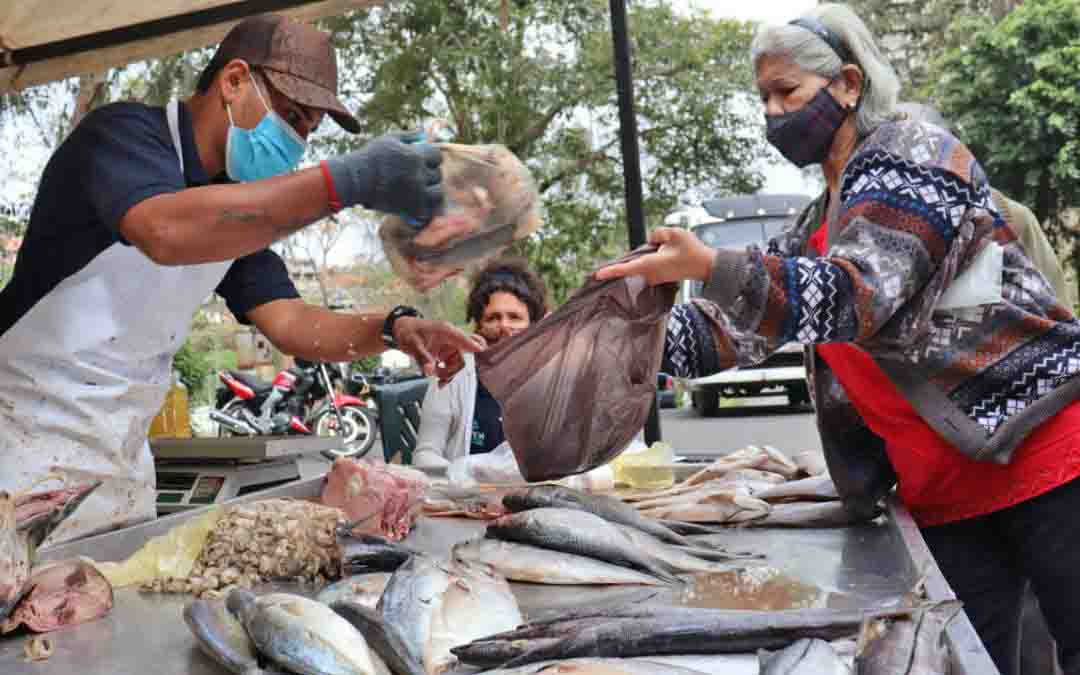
[373,377,430,464]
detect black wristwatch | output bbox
[381,305,422,349]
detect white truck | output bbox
[666,193,813,416]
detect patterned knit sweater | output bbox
[665,119,1080,514]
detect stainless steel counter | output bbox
[0,477,999,674]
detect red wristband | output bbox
[320,160,343,213]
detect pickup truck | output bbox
[666,193,813,416]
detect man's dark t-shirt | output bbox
[470,380,506,454]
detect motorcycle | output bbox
[211,360,377,459]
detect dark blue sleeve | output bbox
[216,249,301,324]
[79,103,186,233]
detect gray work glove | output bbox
[326,131,444,225]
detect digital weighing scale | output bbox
[149,436,343,515]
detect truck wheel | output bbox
[788,383,811,410]
[692,389,720,418]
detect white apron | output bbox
[0,101,231,545]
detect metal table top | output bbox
[0,477,997,674]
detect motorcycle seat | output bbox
[228,370,273,394]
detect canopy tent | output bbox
[2,0,662,442]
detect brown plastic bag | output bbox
[476,247,677,481]
[380,143,541,291]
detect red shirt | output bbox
[809,224,1080,527]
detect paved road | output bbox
[655,401,821,457]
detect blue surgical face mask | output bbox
[225,72,307,182]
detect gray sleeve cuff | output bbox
[701,248,750,309]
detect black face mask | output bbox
[765,85,850,168]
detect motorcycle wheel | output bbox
[315,405,377,460]
[216,399,248,437]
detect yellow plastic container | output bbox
[148,372,192,439]
[611,441,675,490]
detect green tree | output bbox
[318,0,768,301]
[929,0,1080,270]
[847,0,1022,99]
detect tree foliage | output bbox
[317,0,768,301]
[846,0,1023,100]
[928,0,1079,253]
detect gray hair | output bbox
[750,3,900,136]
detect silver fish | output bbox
[760,638,851,674]
[227,588,379,675]
[452,539,667,586]
[427,559,523,674]
[377,555,453,672]
[316,573,393,610]
[747,502,875,528]
[184,598,265,674]
[453,606,913,669]
[486,508,679,583]
[474,657,710,673]
[502,484,694,546]
[756,476,840,503]
[331,600,425,675]
[855,601,962,674]
[618,527,758,575]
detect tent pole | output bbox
[609,0,661,445]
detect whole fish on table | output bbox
[426,559,523,674]
[316,572,393,609]
[485,508,679,583]
[759,638,851,674]
[227,588,385,675]
[473,657,710,674]
[452,539,668,586]
[634,489,772,525]
[331,600,425,675]
[745,502,877,528]
[855,600,962,675]
[502,484,697,547]
[377,555,453,673]
[622,467,786,504]
[755,475,841,503]
[339,532,420,574]
[452,606,914,669]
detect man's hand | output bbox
[325,131,444,224]
[593,227,717,286]
[393,317,486,384]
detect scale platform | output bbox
[149,437,341,515]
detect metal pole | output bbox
[609,0,661,445]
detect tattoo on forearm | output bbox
[218,209,269,224]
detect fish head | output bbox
[225,588,259,626]
[15,481,102,554]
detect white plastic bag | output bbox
[937,242,1003,310]
[446,443,616,491]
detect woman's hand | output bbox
[393,318,486,385]
[593,228,717,286]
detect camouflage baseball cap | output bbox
[207,14,360,133]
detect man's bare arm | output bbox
[248,298,385,363]
[119,168,330,265]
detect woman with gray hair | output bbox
[599,4,1080,673]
